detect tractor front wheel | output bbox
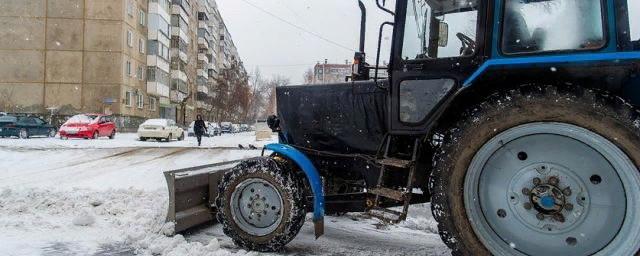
[216,157,306,252]
[430,85,640,256]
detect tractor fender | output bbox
[264,143,325,238]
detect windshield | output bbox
[0,116,17,123]
[65,114,99,124]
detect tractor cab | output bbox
[360,0,640,134]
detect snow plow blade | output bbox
[164,159,252,233]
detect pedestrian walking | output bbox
[194,115,207,146]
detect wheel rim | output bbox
[49,129,56,137]
[20,130,27,138]
[230,178,284,236]
[464,122,640,256]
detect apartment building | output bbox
[0,0,151,128]
[147,0,173,119]
[0,0,244,129]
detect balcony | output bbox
[171,70,187,82]
[171,28,190,44]
[198,37,209,50]
[197,53,209,64]
[196,68,206,78]
[172,0,191,19]
[170,90,187,103]
[147,55,170,72]
[197,84,209,94]
[147,82,171,98]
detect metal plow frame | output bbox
[164,159,258,233]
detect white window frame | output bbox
[125,91,133,107]
[137,66,144,80]
[139,38,145,53]
[127,30,133,47]
[126,60,132,77]
[139,9,146,26]
[149,97,156,111]
[137,93,144,109]
[127,0,134,17]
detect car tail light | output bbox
[6,124,15,128]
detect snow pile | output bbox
[0,187,246,256]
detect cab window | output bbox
[628,0,639,48]
[502,0,605,54]
[402,0,479,60]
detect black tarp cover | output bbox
[276,81,388,155]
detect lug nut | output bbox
[522,188,531,195]
[549,176,559,186]
[523,202,532,210]
[536,213,545,220]
[562,187,572,196]
[553,213,565,223]
[565,203,574,211]
[533,177,542,185]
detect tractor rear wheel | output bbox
[430,85,640,256]
[216,157,306,252]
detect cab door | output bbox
[388,0,489,134]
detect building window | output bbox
[127,0,133,17]
[127,30,133,47]
[149,97,157,111]
[137,93,144,109]
[137,66,144,80]
[125,91,133,106]
[126,60,132,77]
[139,9,146,26]
[139,38,145,53]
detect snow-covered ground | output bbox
[0,133,449,256]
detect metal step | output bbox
[377,158,413,168]
[369,187,406,201]
[368,206,406,223]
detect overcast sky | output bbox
[217,0,395,84]
[217,0,640,84]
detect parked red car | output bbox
[59,114,117,140]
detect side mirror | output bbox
[438,21,449,47]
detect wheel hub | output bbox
[529,179,567,216]
[230,178,284,236]
[509,163,587,233]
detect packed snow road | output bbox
[0,133,449,256]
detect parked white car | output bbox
[137,119,184,142]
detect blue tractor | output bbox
[165,0,640,255]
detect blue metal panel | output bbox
[264,143,325,238]
[464,52,640,86]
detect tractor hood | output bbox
[276,80,388,155]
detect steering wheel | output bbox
[456,33,476,56]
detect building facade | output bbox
[0,0,245,129]
[311,61,352,84]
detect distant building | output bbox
[0,0,245,130]
[312,60,351,84]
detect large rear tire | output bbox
[216,158,306,252]
[430,85,640,256]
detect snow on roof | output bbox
[143,119,169,126]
